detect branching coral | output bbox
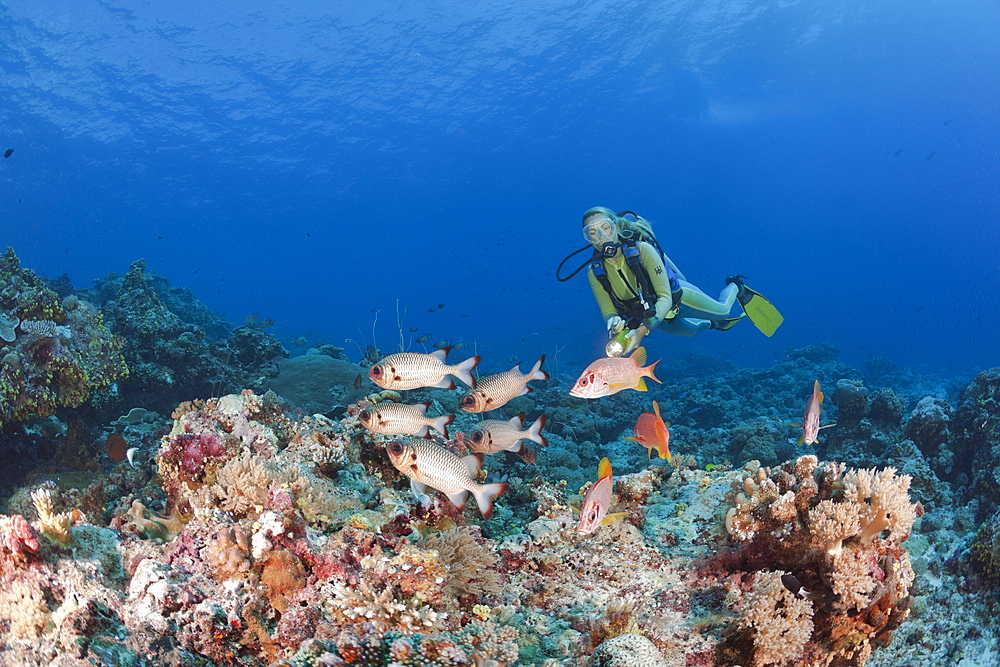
[738,571,814,667]
[31,487,73,547]
[720,455,920,666]
[324,580,447,635]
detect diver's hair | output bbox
[582,206,617,225]
[582,206,657,244]
[621,214,656,243]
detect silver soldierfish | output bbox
[386,437,509,519]
[789,380,835,445]
[369,346,480,391]
[577,457,626,536]
[468,413,547,463]
[359,401,455,438]
[459,355,549,413]
[569,347,660,399]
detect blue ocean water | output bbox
[2,1,998,378]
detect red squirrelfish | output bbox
[790,380,835,445]
[625,401,672,462]
[386,437,509,519]
[467,413,547,464]
[369,347,479,391]
[569,347,661,399]
[358,401,455,438]
[459,355,549,413]
[577,457,626,536]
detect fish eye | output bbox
[588,509,599,522]
[470,432,484,443]
[371,366,382,376]
[388,441,404,455]
[359,410,371,422]
[462,396,474,406]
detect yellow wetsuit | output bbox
[587,241,676,323]
[588,241,741,337]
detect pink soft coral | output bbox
[0,514,43,565]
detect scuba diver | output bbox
[556,207,783,356]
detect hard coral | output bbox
[738,571,814,667]
[720,455,919,667]
[0,248,126,428]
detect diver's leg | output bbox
[657,317,712,338]
[678,281,740,319]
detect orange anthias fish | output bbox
[790,380,835,445]
[625,401,672,462]
[569,347,661,399]
[577,457,627,536]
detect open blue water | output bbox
[2,1,998,379]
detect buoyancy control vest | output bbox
[590,239,683,329]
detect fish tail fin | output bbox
[644,359,662,384]
[658,443,672,462]
[453,355,481,389]
[527,413,548,447]
[472,482,509,519]
[529,355,550,381]
[432,414,455,438]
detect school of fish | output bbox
[360,339,833,538]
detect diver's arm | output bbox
[587,268,619,323]
[639,243,676,321]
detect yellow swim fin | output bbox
[736,285,783,337]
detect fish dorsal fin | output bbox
[629,347,647,366]
[431,347,451,362]
[597,456,612,480]
[415,402,431,415]
[509,413,526,428]
[652,401,662,419]
[462,453,484,478]
[814,380,824,405]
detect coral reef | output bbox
[0,247,127,429]
[720,455,919,666]
[0,256,997,666]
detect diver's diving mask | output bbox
[582,218,617,245]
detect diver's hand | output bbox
[624,324,649,353]
[606,316,625,336]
